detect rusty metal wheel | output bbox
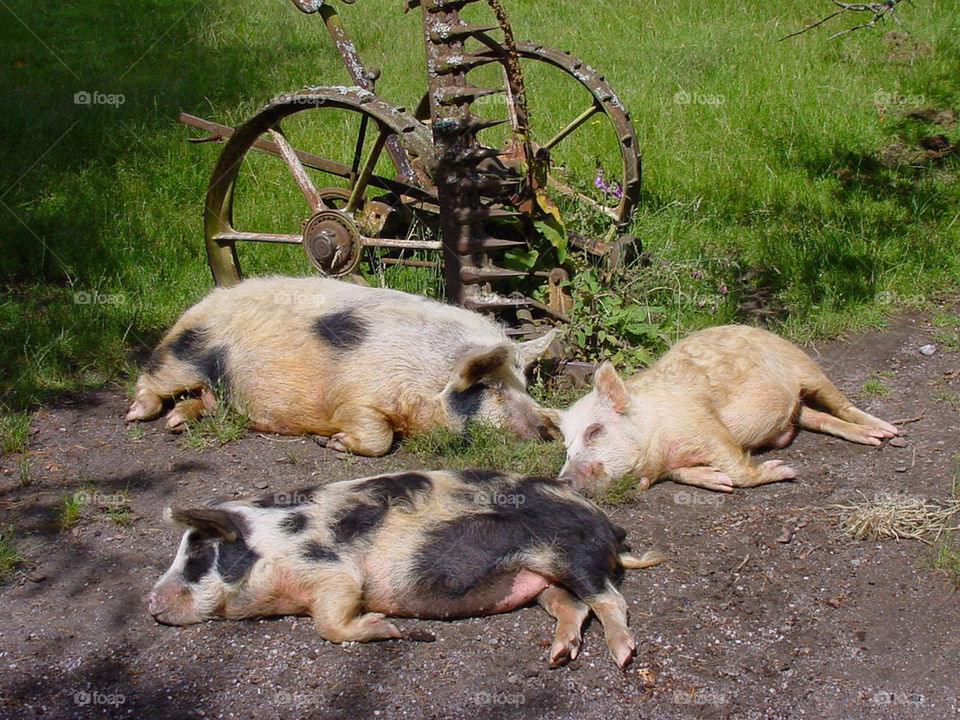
[202,87,439,286]
[495,41,641,230]
[414,41,640,231]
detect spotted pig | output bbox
[148,469,664,669]
[559,324,898,493]
[126,276,560,455]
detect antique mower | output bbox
[179,0,640,332]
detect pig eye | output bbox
[584,423,604,443]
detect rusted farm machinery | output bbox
[179,0,640,331]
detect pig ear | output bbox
[449,343,513,392]
[536,407,563,440]
[165,506,240,543]
[516,328,561,371]
[593,362,628,413]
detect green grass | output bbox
[402,423,567,477]
[0,525,19,579]
[58,492,84,532]
[16,455,30,487]
[931,531,960,589]
[932,311,960,351]
[0,412,30,454]
[1,0,958,406]
[179,404,248,450]
[860,374,891,397]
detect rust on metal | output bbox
[180,0,643,341]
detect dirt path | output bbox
[1,310,959,719]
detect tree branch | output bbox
[780,1,912,41]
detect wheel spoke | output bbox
[350,114,370,185]
[268,126,323,212]
[544,102,601,150]
[345,128,388,215]
[213,230,302,244]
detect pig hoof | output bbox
[357,612,402,641]
[164,411,188,432]
[678,467,734,493]
[126,396,161,422]
[759,459,797,481]
[606,631,636,670]
[325,434,352,454]
[548,636,582,668]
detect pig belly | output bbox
[718,390,800,449]
[365,569,551,620]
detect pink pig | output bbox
[559,325,898,493]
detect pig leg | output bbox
[798,406,892,446]
[798,404,897,445]
[798,370,898,441]
[126,361,208,423]
[538,585,591,667]
[309,572,401,643]
[583,582,636,669]
[668,426,797,491]
[324,406,394,457]
[165,397,207,431]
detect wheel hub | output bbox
[301,210,361,276]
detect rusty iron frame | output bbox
[180,0,642,323]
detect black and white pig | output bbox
[126,276,560,455]
[148,469,664,669]
[559,324,898,493]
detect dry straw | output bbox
[830,492,960,544]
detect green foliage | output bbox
[565,267,666,372]
[860,375,891,397]
[179,401,248,450]
[402,423,566,477]
[930,532,960,590]
[591,474,640,506]
[58,492,84,532]
[0,411,31,454]
[1,0,958,410]
[932,312,960,352]
[0,525,19,579]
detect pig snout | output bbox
[558,458,606,488]
[147,582,201,626]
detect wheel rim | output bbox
[203,88,438,286]
[476,41,641,229]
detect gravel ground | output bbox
[1,308,959,719]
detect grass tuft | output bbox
[179,402,248,450]
[0,525,19,579]
[402,423,566,477]
[0,412,31,455]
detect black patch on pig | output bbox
[331,472,433,544]
[313,311,369,351]
[183,531,216,584]
[456,469,509,486]
[280,511,309,535]
[355,472,432,506]
[216,543,259,585]
[413,476,622,601]
[446,383,486,420]
[251,486,318,508]
[333,503,387,543]
[169,327,206,360]
[301,540,338,563]
[168,327,231,391]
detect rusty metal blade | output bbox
[459,265,527,283]
[456,236,526,253]
[428,24,500,42]
[434,85,504,105]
